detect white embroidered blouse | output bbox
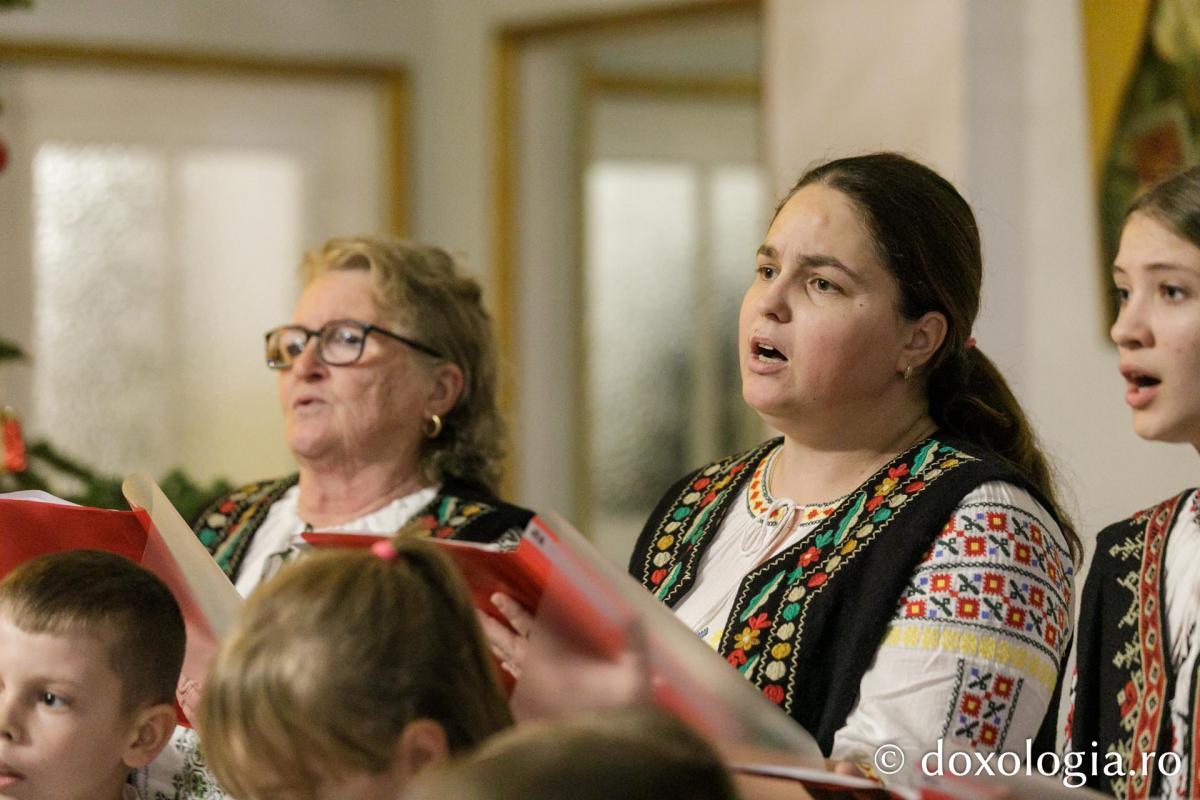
[673,448,1075,789]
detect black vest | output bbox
[1070,490,1197,799]
[631,434,1067,755]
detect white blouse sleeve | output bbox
[831,481,1075,788]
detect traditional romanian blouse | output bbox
[1069,488,1200,799]
[232,483,439,596]
[667,442,1074,787]
[1162,490,1200,798]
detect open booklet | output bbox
[0,475,243,726]
[305,515,1112,800]
[0,488,1102,799]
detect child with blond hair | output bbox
[0,549,185,800]
[197,536,512,800]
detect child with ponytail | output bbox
[197,537,512,800]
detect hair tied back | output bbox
[371,540,400,561]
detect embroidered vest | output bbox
[631,434,1059,753]
[1070,490,1197,799]
[193,475,532,581]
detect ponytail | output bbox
[929,347,1080,560]
[787,153,1079,562]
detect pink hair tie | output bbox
[965,336,977,350]
[371,540,400,561]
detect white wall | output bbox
[765,0,1197,548]
[0,0,705,496]
[1,0,700,276]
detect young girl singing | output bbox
[1070,165,1200,799]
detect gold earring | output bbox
[424,414,443,439]
[903,365,913,382]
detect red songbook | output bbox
[300,532,551,633]
[0,497,147,571]
[0,477,244,729]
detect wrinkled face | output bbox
[279,270,438,470]
[1111,212,1200,449]
[0,617,136,800]
[739,183,911,430]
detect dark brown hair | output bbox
[784,152,1079,559]
[198,537,513,800]
[1128,165,1200,247]
[404,707,738,800]
[0,549,186,712]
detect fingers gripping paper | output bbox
[511,513,823,760]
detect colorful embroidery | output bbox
[640,440,775,601]
[895,501,1073,668]
[731,440,973,713]
[1088,493,1184,800]
[197,476,297,577]
[745,444,846,523]
[941,660,1024,749]
[196,477,505,579]
[882,626,1061,694]
[410,495,495,539]
[1126,498,1173,800]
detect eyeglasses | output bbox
[264,319,443,370]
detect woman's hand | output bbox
[477,592,533,678]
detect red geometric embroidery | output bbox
[896,501,1072,663]
[942,660,1023,749]
[1127,500,1173,800]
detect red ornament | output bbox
[2,414,25,473]
[0,138,8,175]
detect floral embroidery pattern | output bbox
[412,496,494,539]
[746,445,845,523]
[896,502,1073,664]
[642,442,774,600]
[727,441,971,711]
[133,728,228,800]
[199,477,297,577]
[941,660,1024,749]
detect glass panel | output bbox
[176,149,302,483]
[585,161,698,552]
[30,144,303,486]
[32,143,171,477]
[710,164,770,452]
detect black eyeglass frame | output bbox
[264,319,444,370]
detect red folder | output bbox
[300,532,551,637]
[0,498,148,569]
[0,480,243,729]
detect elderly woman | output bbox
[138,237,532,800]
[195,236,532,593]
